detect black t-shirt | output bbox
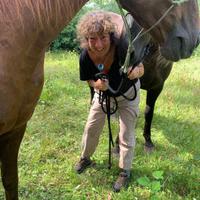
[79,48,137,96]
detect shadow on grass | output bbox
[73,159,199,198]
[148,113,200,155]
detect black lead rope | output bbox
[105,93,114,169]
[98,91,117,169]
[98,82,136,169]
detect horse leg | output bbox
[0,124,26,200]
[143,86,163,152]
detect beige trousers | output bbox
[81,80,140,170]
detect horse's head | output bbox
[119,0,200,61]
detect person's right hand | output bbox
[94,79,109,91]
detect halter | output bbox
[115,0,188,73]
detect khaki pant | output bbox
[81,80,140,170]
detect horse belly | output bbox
[0,75,43,136]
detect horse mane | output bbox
[0,0,78,31]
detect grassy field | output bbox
[0,50,200,200]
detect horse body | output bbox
[141,44,172,90]
[0,1,88,199]
[119,0,200,61]
[0,34,45,135]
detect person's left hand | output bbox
[127,63,144,80]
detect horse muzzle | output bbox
[160,27,200,62]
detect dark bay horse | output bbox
[0,0,199,199]
[120,14,174,152]
[115,0,200,151]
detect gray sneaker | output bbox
[74,157,92,174]
[113,170,130,192]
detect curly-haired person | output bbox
[74,10,144,192]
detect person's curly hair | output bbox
[76,10,118,49]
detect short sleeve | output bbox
[79,50,98,81]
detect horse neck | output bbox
[13,0,88,49]
[1,0,88,74]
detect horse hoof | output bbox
[144,144,154,153]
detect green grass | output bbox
[1,50,200,200]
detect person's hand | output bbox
[127,63,144,80]
[94,79,109,91]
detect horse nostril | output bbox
[177,36,184,49]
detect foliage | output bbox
[50,22,77,52]
[1,49,200,199]
[137,171,164,199]
[50,9,84,52]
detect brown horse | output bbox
[0,0,199,199]
[0,1,89,199]
[119,0,200,61]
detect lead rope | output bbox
[105,93,114,169]
[97,77,137,169]
[98,90,117,169]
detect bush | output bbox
[50,13,81,52]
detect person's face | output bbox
[87,33,111,57]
